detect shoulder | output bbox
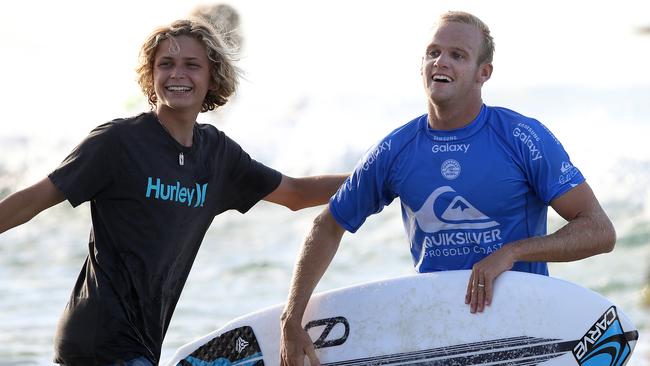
[195,122,239,150]
[71,113,164,156]
[371,114,426,158]
[194,123,258,164]
[354,114,426,175]
[387,114,427,141]
[484,106,538,130]
[90,112,154,138]
[484,105,561,146]
[195,121,226,140]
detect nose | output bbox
[170,66,185,79]
[433,53,450,69]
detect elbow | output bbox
[602,224,616,254]
[312,208,342,236]
[285,196,316,211]
[597,219,616,254]
[286,202,303,212]
[284,190,324,211]
[285,192,308,211]
[281,176,311,211]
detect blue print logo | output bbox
[572,306,631,366]
[145,177,208,207]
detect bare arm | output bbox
[264,174,348,211]
[0,177,65,234]
[465,182,615,313]
[280,208,346,366]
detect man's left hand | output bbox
[464,246,516,313]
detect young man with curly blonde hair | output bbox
[0,18,346,365]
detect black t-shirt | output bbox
[48,112,282,365]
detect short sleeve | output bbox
[224,136,282,213]
[329,138,396,233]
[512,120,585,204]
[48,122,117,207]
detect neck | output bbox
[427,98,483,131]
[155,107,198,147]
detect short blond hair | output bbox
[136,18,241,112]
[438,11,495,65]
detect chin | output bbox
[166,100,199,110]
[428,93,452,105]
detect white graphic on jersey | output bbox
[235,336,249,353]
[561,161,573,173]
[432,143,470,153]
[404,186,502,271]
[513,126,543,161]
[440,159,461,180]
[404,186,499,233]
[361,140,392,171]
[441,196,490,221]
[559,161,579,184]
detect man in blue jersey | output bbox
[279,10,616,366]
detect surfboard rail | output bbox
[165,270,639,366]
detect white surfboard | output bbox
[164,270,638,366]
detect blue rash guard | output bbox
[329,104,585,275]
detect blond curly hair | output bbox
[136,18,241,112]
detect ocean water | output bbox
[2,0,649,363]
[0,84,648,365]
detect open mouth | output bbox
[432,74,453,83]
[166,86,192,92]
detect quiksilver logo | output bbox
[404,186,500,233]
[559,161,579,184]
[145,177,207,207]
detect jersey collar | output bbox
[422,104,487,142]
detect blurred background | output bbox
[0,0,648,364]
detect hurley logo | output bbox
[145,177,208,207]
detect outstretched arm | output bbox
[280,208,346,366]
[0,177,65,234]
[264,174,348,211]
[465,182,615,313]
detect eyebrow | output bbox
[427,44,470,53]
[157,56,203,61]
[450,47,470,55]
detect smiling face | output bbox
[421,21,492,109]
[152,35,216,116]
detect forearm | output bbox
[266,174,349,211]
[506,210,615,263]
[0,178,65,234]
[292,174,348,210]
[0,190,41,233]
[0,191,29,233]
[465,183,615,313]
[282,209,345,323]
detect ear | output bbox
[477,63,493,84]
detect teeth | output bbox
[433,75,452,82]
[166,86,191,91]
